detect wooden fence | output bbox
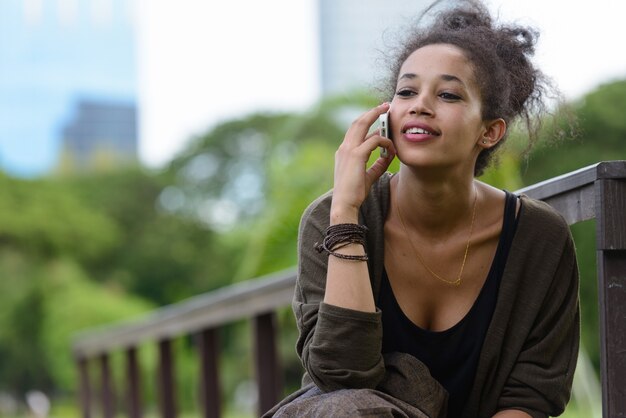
[72,160,626,418]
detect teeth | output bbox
[405,127,432,134]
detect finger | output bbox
[363,128,380,141]
[343,102,390,146]
[359,135,395,156]
[365,148,396,186]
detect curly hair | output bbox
[381,0,557,176]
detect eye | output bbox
[395,89,416,98]
[440,92,461,101]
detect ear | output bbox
[478,118,507,149]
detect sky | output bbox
[1,0,625,176]
[136,0,319,168]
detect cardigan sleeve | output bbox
[496,205,580,417]
[292,191,385,392]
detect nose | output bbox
[409,93,434,116]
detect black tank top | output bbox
[379,191,519,418]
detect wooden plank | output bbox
[597,160,626,179]
[540,183,595,225]
[254,312,281,417]
[99,354,115,418]
[516,162,601,200]
[78,358,91,418]
[516,160,626,201]
[158,339,177,418]
[595,177,626,418]
[73,269,296,358]
[596,179,626,250]
[597,250,626,418]
[198,329,220,418]
[126,347,142,418]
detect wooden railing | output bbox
[72,160,626,418]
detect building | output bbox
[59,99,138,172]
[318,0,429,95]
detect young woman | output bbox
[265,1,579,417]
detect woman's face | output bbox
[389,43,488,173]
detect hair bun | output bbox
[502,27,538,54]
[443,9,491,31]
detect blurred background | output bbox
[0,0,624,417]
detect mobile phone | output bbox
[378,112,390,158]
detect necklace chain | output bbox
[394,186,478,287]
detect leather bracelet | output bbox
[315,223,369,261]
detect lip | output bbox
[400,122,440,143]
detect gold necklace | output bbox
[394,186,478,287]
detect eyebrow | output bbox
[399,73,466,87]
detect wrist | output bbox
[329,206,359,225]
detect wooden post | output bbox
[99,354,115,418]
[595,177,626,418]
[78,357,91,418]
[198,329,221,418]
[126,347,142,418]
[158,339,177,418]
[253,312,281,417]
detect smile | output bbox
[403,127,436,135]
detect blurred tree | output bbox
[521,79,626,184]
[0,250,153,395]
[165,91,379,281]
[0,172,120,263]
[60,168,234,305]
[0,267,52,393]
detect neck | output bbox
[393,164,478,236]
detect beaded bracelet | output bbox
[314,223,369,261]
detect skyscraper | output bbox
[318,0,428,95]
[59,99,137,172]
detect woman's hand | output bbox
[330,102,396,224]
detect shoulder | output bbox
[517,194,571,237]
[511,194,575,266]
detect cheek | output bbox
[454,106,484,130]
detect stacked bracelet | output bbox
[315,223,369,261]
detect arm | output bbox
[293,103,396,392]
[324,102,394,312]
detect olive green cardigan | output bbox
[284,173,579,418]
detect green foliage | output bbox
[478,149,524,191]
[521,79,626,184]
[0,253,52,392]
[579,79,626,145]
[164,91,377,282]
[59,168,233,305]
[0,251,153,394]
[0,173,120,263]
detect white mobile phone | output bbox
[378,112,390,158]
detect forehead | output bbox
[399,43,477,86]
